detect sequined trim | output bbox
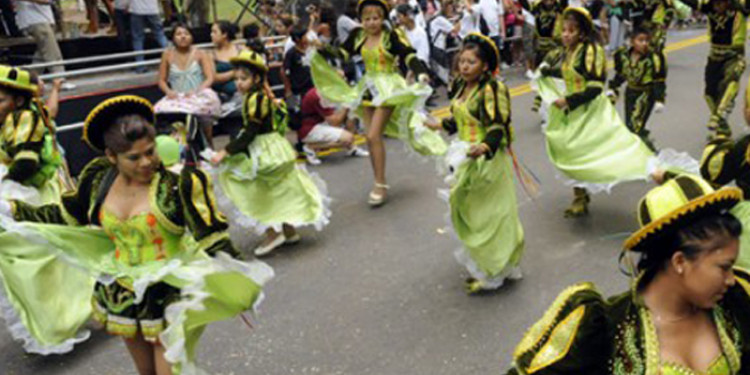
[527,305,586,373]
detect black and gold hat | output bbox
[230,50,268,73]
[0,65,37,94]
[358,0,390,16]
[463,32,501,73]
[83,95,154,152]
[699,136,746,187]
[623,174,742,252]
[562,7,594,36]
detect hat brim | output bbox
[83,95,155,152]
[624,187,743,252]
[230,56,269,73]
[463,33,500,72]
[0,79,37,95]
[358,0,390,15]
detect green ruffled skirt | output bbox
[213,132,331,233]
[732,201,750,269]
[440,141,525,288]
[0,217,272,374]
[310,52,447,157]
[534,76,698,193]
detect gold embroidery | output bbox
[527,305,586,373]
[149,173,183,235]
[484,84,496,121]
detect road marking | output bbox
[430,33,712,119]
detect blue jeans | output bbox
[130,14,168,64]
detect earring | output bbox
[677,267,683,275]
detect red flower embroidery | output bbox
[146,214,157,227]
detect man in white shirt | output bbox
[391,0,426,28]
[396,4,430,65]
[14,0,65,74]
[478,0,505,48]
[129,0,168,70]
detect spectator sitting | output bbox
[13,0,74,90]
[155,23,221,145]
[298,87,369,160]
[211,20,242,103]
[396,4,430,66]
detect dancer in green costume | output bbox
[534,7,696,217]
[427,33,525,294]
[0,65,64,205]
[209,50,331,257]
[506,174,749,374]
[310,0,447,207]
[0,95,273,374]
[608,27,667,151]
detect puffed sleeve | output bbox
[652,50,667,103]
[505,283,611,374]
[319,27,361,62]
[387,28,429,78]
[479,79,512,158]
[566,43,606,111]
[719,267,750,357]
[5,110,46,184]
[699,137,741,188]
[608,47,627,97]
[225,92,269,155]
[178,165,241,259]
[11,157,110,225]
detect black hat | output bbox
[463,33,500,73]
[83,95,155,152]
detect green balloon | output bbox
[156,135,181,166]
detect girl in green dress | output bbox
[506,174,750,374]
[210,50,331,257]
[426,33,525,294]
[310,0,447,207]
[0,95,272,374]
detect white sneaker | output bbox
[347,146,369,157]
[284,233,301,245]
[254,234,286,257]
[302,145,322,165]
[60,82,77,91]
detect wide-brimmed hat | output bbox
[463,32,501,73]
[83,95,155,152]
[358,0,390,16]
[623,174,742,252]
[230,50,268,73]
[562,7,594,36]
[700,136,742,186]
[0,65,37,94]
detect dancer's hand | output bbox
[654,102,665,114]
[211,150,227,164]
[418,74,430,85]
[650,169,667,185]
[468,143,490,158]
[424,117,442,131]
[553,98,568,109]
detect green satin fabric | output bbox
[450,149,524,279]
[217,132,326,228]
[536,76,655,184]
[100,210,182,267]
[662,355,731,375]
[310,52,447,156]
[731,201,750,269]
[0,221,264,374]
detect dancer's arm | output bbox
[10,158,110,225]
[178,166,241,258]
[565,44,606,111]
[223,93,267,155]
[652,50,667,103]
[388,29,430,82]
[3,110,44,184]
[480,80,512,158]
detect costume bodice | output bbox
[451,86,486,144]
[100,208,182,267]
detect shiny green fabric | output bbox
[536,76,655,185]
[450,150,524,280]
[662,355,730,375]
[217,132,328,230]
[731,201,750,270]
[310,52,447,156]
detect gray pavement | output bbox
[0,27,740,374]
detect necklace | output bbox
[653,305,699,324]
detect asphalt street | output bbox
[0,27,738,374]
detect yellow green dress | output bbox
[439,77,524,288]
[0,159,273,374]
[535,41,697,193]
[310,26,447,157]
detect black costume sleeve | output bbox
[505,283,611,374]
[225,92,267,155]
[608,48,627,96]
[11,157,110,225]
[5,110,45,184]
[178,166,241,258]
[320,27,360,62]
[653,50,667,102]
[480,79,512,158]
[387,28,429,78]
[566,43,606,111]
